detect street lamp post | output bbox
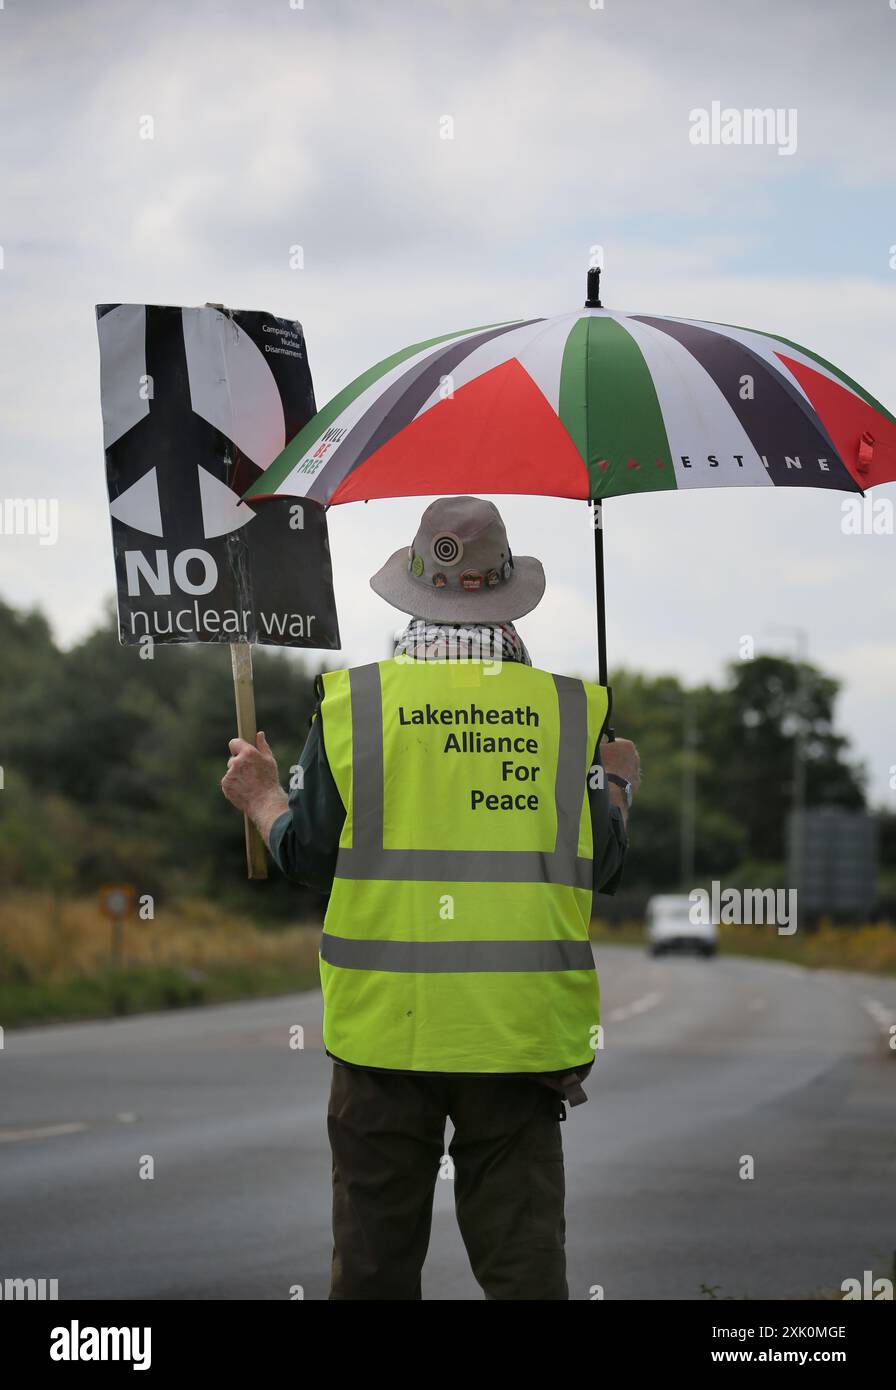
[768,625,809,934]
[681,695,697,890]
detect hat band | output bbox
[407,547,515,593]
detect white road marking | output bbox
[0,1121,87,1144]
[861,997,896,1035]
[606,991,663,1023]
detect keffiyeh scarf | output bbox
[394,617,532,666]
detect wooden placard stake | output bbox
[230,642,269,880]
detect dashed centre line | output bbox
[605,991,663,1024]
[0,1121,87,1145]
[861,996,896,1036]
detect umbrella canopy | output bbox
[244,308,896,506]
[244,279,896,703]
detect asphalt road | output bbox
[1,945,894,1300]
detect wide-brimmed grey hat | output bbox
[370,496,545,622]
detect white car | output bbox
[646,894,718,958]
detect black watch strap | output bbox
[606,772,632,805]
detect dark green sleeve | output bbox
[268,689,346,893]
[588,741,629,896]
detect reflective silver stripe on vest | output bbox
[338,662,591,888]
[552,674,587,859]
[349,663,384,849]
[320,933,596,973]
[335,847,592,889]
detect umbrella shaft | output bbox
[593,502,608,686]
[592,502,615,741]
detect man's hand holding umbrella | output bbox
[601,737,641,824]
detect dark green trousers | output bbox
[327,1061,569,1300]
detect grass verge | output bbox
[0,960,322,1028]
[0,891,322,1027]
[590,918,896,975]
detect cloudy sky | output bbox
[1,0,894,800]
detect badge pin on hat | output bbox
[371,495,545,623]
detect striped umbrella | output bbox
[244,270,896,683]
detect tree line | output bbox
[0,596,890,922]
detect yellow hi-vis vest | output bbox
[318,657,610,1073]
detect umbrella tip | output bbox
[585,265,603,308]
